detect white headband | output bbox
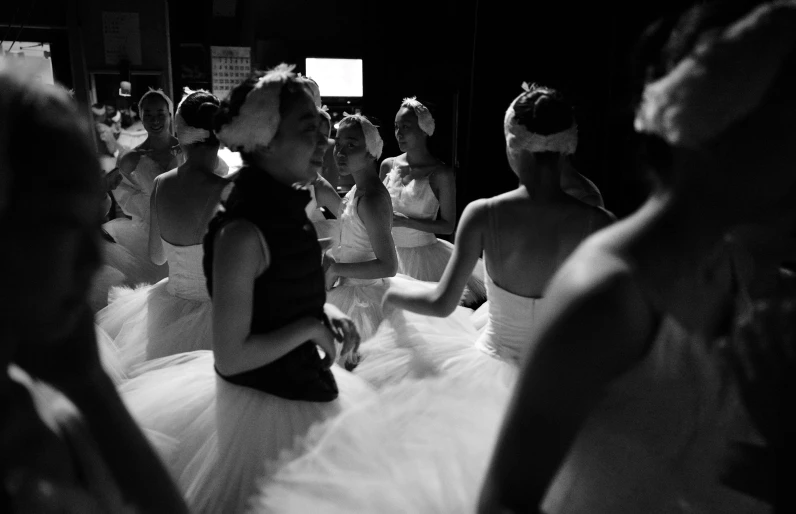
[634,1,796,148]
[504,83,577,155]
[175,87,215,145]
[215,63,296,153]
[401,96,435,136]
[138,88,174,118]
[91,105,105,116]
[341,113,384,159]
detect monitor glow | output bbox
[305,58,363,97]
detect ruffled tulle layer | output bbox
[96,279,212,374]
[396,240,487,306]
[119,351,375,513]
[354,307,480,390]
[102,218,169,287]
[95,324,127,384]
[251,374,510,514]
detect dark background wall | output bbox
[3,0,696,219]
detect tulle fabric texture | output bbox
[250,374,510,514]
[95,279,212,374]
[395,239,487,303]
[119,351,376,514]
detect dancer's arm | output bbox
[312,174,342,216]
[384,199,486,317]
[392,166,456,235]
[148,177,166,265]
[477,252,654,513]
[378,157,393,182]
[212,220,337,375]
[329,192,398,280]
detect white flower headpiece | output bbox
[504,82,578,155]
[174,87,216,145]
[341,113,383,159]
[138,88,174,118]
[634,1,796,148]
[401,96,435,136]
[215,63,297,153]
[297,74,323,108]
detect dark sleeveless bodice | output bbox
[203,166,338,402]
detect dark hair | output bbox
[214,71,309,160]
[179,91,221,146]
[632,0,771,183]
[1,70,100,222]
[512,85,574,136]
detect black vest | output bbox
[203,166,338,402]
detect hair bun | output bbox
[197,101,220,130]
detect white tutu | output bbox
[119,351,376,513]
[251,374,510,514]
[354,307,480,389]
[396,239,487,305]
[95,324,127,385]
[102,219,168,286]
[96,279,212,374]
[326,274,423,343]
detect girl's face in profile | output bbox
[334,122,372,176]
[267,89,324,183]
[394,107,425,153]
[142,96,171,136]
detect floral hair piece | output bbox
[400,97,435,136]
[504,84,578,155]
[138,88,174,118]
[174,87,215,145]
[215,63,297,152]
[340,113,384,159]
[297,74,322,108]
[633,1,796,148]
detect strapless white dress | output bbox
[95,240,212,374]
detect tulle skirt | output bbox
[102,218,169,287]
[354,306,519,393]
[325,274,421,342]
[95,324,126,385]
[251,374,510,514]
[119,351,376,514]
[96,279,212,373]
[396,239,487,306]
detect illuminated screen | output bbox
[305,58,363,97]
[1,42,55,85]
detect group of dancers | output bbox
[3,0,796,512]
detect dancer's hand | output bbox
[392,212,410,228]
[12,304,106,397]
[729,277,796,450]
[312,323,337,368]
[323,303,361,361]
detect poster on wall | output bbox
[102,12,142,66]
[211,46,251,101]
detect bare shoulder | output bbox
[429,162,454,183]
[214,218,263,253]
[359,186,392,215]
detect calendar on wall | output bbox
[211,46,252,101]
[102,12,142,65]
